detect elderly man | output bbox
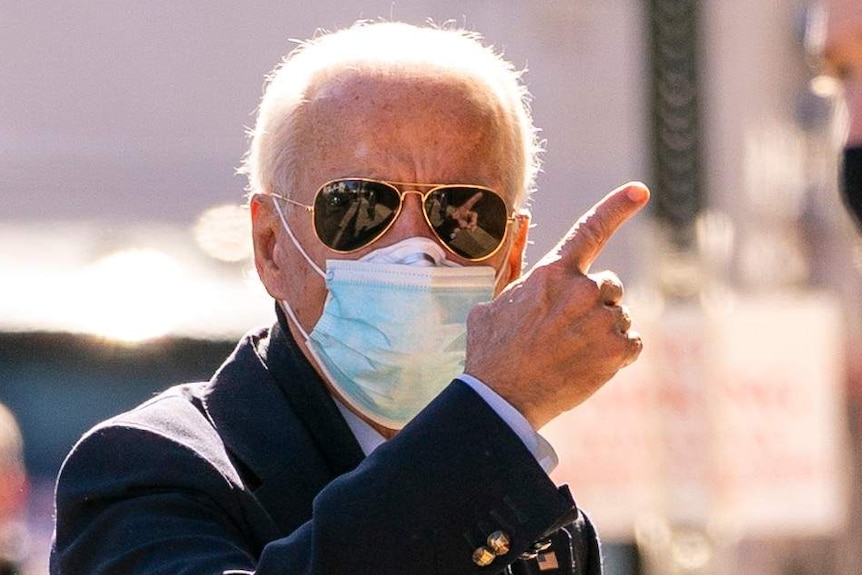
[51,22,648,574]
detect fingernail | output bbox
[626,182,649,202]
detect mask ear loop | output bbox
[268,194,325,341]
[491,259,512,293]
[270,195,326,278]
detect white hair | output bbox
[239,21,542,208]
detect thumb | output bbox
[545,181,650,274]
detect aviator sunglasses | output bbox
[271,178,518,261]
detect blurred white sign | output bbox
[545,293,849,540]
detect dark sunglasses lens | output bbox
[313,180,401,251]
[424,187,508,259]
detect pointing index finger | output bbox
[553,182,650,274]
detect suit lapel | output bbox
[264,307,366,477]
[200,312,364,537]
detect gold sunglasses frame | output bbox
[269,178,519,262]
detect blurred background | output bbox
[1,1,860,573]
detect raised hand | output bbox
[465,182,650,430]
[449,191,482,231]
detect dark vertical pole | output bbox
[648,0,703,250]
[639,5,711,575]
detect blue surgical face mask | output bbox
[272,198,497,429]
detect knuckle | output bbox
[620,304,632,322]
[625,332,644,363]
[577,212,610,249]
[602,304,621,326]
[608,328,642,366]
[606,273,624,292]
[590,270,624,304]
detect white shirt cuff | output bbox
[457,374,559,474]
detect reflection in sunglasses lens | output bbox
[313,180,508,259]
[426,188,507,259]
[314,182,398,251]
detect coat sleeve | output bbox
[51,391,266,575]
[51,381,601,575]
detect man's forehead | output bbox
[309,64,501,106]
[289,61,526,206]
[301,68,508,149]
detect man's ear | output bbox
[250,194,285,298]
[504,212,530,284]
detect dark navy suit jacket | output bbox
[51,313,601,574]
